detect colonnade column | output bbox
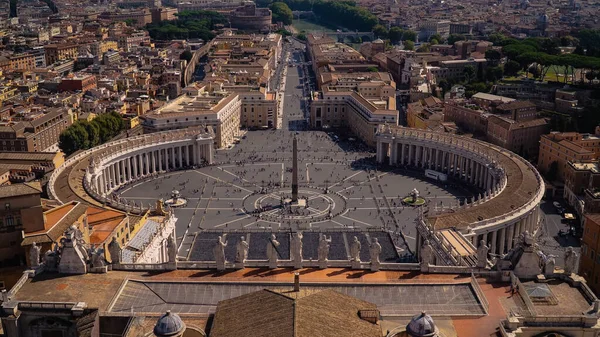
[491,230,497,254]
[498,227,506,255]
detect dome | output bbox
[153,311,186,337]
[406,312,438,337]
[374,38,384,44]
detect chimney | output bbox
[294,272,300,292]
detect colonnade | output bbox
[376,126,545,261]
[89,139,213,197]
[378,141,499,192]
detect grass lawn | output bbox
[292,19,335,33]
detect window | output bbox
[4,203,9,210]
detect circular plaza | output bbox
[48,125,544,264]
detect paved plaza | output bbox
[109,280,486,317]
[117,45,477,260]
[117,130,476,259]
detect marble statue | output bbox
[167,234,177,264]
[108,236,121,264]
[369,238,382,264]
[291,232,303,266]
[544,255,556,276]
[411,188,420,203]
[476,240,489,268]
[267,234,280,269]
[317,234,331,263]
[29,242,41,268]
[420,240,434,267]
[564,246,579,275]
[90,247,106,268]
[235,236,249,264]
[523,230,534,246]
[350,236,361,262]
[213,235,227,271]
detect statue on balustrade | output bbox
[420,240,434,267]
[318,234,331,267]
[214,235,227,271]
[90,246,106,268]
[476,240,489,268]
[235,236,249,264]
[291,232,303,268]
[563,246,579,275]
[108,236,121,264]
[30,242,41,268]
[350,236,361,262]
[369,238,382,265]
[167,234,177,264]
[267,234,280,269]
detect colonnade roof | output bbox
[380,126,542,230]
[429,145,539,229]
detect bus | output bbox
[425,169,447,182]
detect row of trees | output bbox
[500,39,600,83]
[260,0,378,32]
[145,10,228,40]
[270,2,293,25]
[59,112,125,156]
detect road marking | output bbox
[193,170,253,193]
[340,215,374,227]
[214,215,251,228]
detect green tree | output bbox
[388,26,403,44]
[504,60,521,76]
[270,2,293,25]
[486,66,504,82]
[180,50,193,62]
[59,124,89,156]
[429,33,442,43]
[463,65,475,83]
[447,34,466,45]
[124,18,137,26]
[429,39,439,45]
[541,38,560,55]
[367,66,379,72]
[402,30,417,42]
[373,24,388,39]
[296,33,307,41]
[485,49,502,62]
[403,40,414,51]
[81,121,100,148]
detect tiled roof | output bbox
[0,181,42,199]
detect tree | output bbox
[81,121,100,148]
[124,18,137,26]
[402,30,417,42]
[403,40,414,51]
[485,49,502,63]
[389,26,403,44]
[270,2,293,25]
[504,60,521,76]
[447,34,466,45]
[463,65,476,83]
[180,50,193,62]
[486,66,504,82]
[373,24,388,39]
[541,38,560,55]
[296,33,307,41]
[429,39,439,45]
[416,44,430,52]
[429,34,442,43]
[59,124,89,156]
[367,66,379,72]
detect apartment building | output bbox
[8,53,36,71]
[141,85,242,148]
[538,130,600,181]
[0,182,43,266]
[0,107,73,152]
[309,87,397,146]
[486,115,549,158]
[44,44,78,66]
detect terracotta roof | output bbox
[0,181,42,199]
[211,289,380,337]
[22,202,88,246]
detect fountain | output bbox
[164,189,187,208]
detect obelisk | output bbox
[292,133,298,202]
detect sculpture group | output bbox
[209,232,384,270]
